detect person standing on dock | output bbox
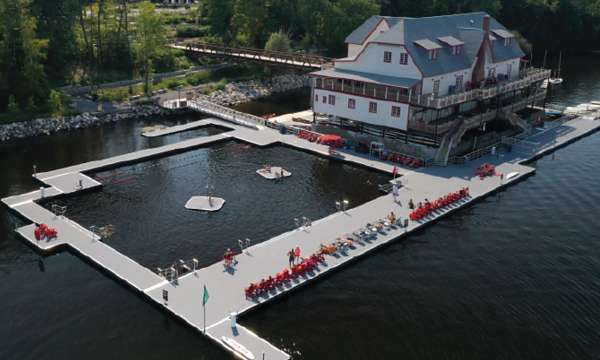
[392,184,400,204]
[288,249,295,267]
[294,246,301,264]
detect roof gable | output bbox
[346,12,525,77]
[344,16,400,44]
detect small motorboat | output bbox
[548,78,563,86]
[545,108,563,118]
[541,78,563,89]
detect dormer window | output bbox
[428,49,439,60]
[383,51,392,63]
[491,29,514,47]
[438,36,464,56]
[415,38,442,61]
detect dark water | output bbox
[50,143,387,270]
[1,56,600,360]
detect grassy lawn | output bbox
[96,65,273,102]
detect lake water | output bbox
[1,58,599,360]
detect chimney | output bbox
[482,15,490,32]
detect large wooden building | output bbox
[310,12,550,161]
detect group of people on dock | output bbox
[287,246,302,267]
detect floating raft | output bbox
[184,196,225,212]
[256,166,291,180]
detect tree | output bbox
[200,0,235,39]
[48,90,63,117]
[231,0,269,46]
[26,96,37,114]
[132,1,165,95]
[7,95,19,113]
[33,0,80,80]
[265,31,291,52]
[0,0,48,111]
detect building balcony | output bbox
[408,89,547,135]
[415,68,551,109]
[314,67,551,110]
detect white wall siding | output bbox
[347,44,362,58]
[336,43,422,80]
[487,58,521,80]
[422,68,472,96]
[313,89,409,130]
[346,20,392,59]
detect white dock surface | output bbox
[3,112,598,360]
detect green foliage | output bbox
[26,97,37,114]
[48,90,63,117]
[175,24,211,38]
[98,86,138,102]
[199,0,235,39]
[185,70,211,86]
[265,31,291,52]
[0,0,49,111]
[7,95,19,113]
[133,1,166,95]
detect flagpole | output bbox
[203,302,206,334]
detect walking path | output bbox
[3,110,599,360]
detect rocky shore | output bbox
[0,105,183,142]
[0,74,308,142]
[202,74,309,106]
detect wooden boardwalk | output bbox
[3,111,599,360]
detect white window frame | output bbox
[432,80,440,95]
[328,95,336,105]
[399,53,408,65]
[348,98,356,109]
[455,75,463,91]
[391,106,401,118]
[383,51,392,63]
[429,49,439,60]
[369,101,377,113]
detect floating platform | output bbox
[2,112,599,360]
[256,166,291,180]
[185,196,225,212]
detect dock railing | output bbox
[188,96,268,130]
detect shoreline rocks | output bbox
[202,74,309,106]
[0,74,309,142]
[0,106,184,142]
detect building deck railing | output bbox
[314,67,551,110]
[409,89,547,135]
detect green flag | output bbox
[202,285,209,306]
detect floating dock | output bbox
[3,111,599,360]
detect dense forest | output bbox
[0,0,599,116]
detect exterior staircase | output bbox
[499,109,531,134]
[434,116,472,166]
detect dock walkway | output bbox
[3,110,599,360]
